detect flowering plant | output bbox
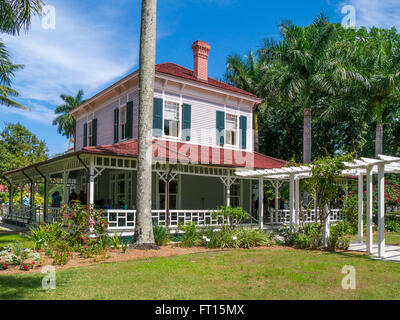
[0,262,8,270]
[19,262,34,271]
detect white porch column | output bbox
[295,179,300,227]
[89,157,95,207]
[358,174,364,243]
[366,166,373,253]
[323,204,330,247]
[63,171,69,205]
[377,163,385,258]
[273,181,280,226]
[226,173,231,207]
[258,177,264,229]
[289,173,295,227]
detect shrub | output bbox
[53,250,72,265]
[211,206,249,229]
[109,232,123,248]
[19,262,35,271]
[235,228,273,249]
[280,226,301,246]
[0,262,8,270]
[385,219,400,232]
[178,222,199,247]
[153,225,169,246]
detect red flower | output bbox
[4,264,7,268]
[24,265,28,269]
[32,261,35,265]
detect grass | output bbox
[350,232,400,245]
[0,233,33,248]
[1,246,400,300]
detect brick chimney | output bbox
[192,40,211,81]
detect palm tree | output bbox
[134,0,158,250]
[259,16,340,164]
[53,90,85,148]
[0,0,44,111]
[0,39,27,110]
[359,28,400,156]
[0,0,43,35]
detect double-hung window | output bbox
[164,101,180,138]
[88,121,93,146]
[226,114,238,146]
[120,105,127,140]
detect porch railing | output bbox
[267,209,344,225]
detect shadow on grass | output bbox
[0,274,43,300]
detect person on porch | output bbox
[69,189,78,204]
[22,193,30,207]
[52,191,62,208]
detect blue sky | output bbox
[1,0,399,156]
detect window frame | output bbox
[225,113,239,147]
[119,104,128,141]
[162,99,182,140]
[88,120,93,147]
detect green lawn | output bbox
[350,232,400,245]
[1,247,400,300]
[0,233,33,248]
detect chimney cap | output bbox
[192,40,211,50]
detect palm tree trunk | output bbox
[303,108,312,164]
[134,0,159,249]
[375,124,383,157]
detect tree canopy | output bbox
[0,123,49,185]
[224,16,400,162]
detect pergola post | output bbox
[89,157,95,207]
[43,177,48,224]
[358,174,364,243]
[377,163,385,258]
[258,177,264,229]
[295,179,300,227]
[289,173,295,227]
[274,181,280,227]
[366,166,373,254]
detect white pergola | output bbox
[236,155,400,259]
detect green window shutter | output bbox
[240,116,247,149]
[153,97,163,137]
[114,108,119,143]
[83,122,88,147]
[182,103,191,141]
[216,111,225,146]
[91,118,97,146]
[126,101,133,139]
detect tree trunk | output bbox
[134,0,159,250]
[375,124,383,157]
[303,108,312,164]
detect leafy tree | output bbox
[306,153,354,246]
[53,90,85,148]
[0,123,49,185]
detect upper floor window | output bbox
[164,101,180,138]
[225,113,238,146]
[120,105,127,140]
[88,121,93,145]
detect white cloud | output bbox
[1,1,140,122]
[340,0,400,29]
[0,102,55,125]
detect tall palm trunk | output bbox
[375,101,384,157]
[134,0,159,249]
[375,124,383,157]
[303,108,312,164]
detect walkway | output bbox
[349,242,400,263]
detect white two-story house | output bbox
[3,40,287,233]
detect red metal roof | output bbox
[156,63,258,98]
[82,140,287,170]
